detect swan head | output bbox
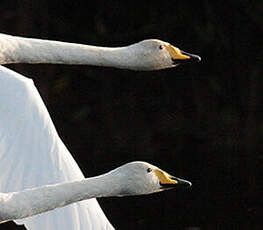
[126,39,201,71]
[109,161,191,196]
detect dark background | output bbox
[0,0,262,229]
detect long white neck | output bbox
[0,172,118,223]
[0,33,135,69]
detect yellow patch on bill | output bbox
[165,45,190,60]
[154,169,178,185]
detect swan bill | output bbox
[160,177,192,189]
[164,44,201,64]
[153,169,192,190]
[180,51,201,62]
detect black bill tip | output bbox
[181,51,201,62]
[160,177,192,189]
[172,51,201,65]
[171,177,192,188]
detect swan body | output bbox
[0,33,200,70]
[0,33,199,229]
[0,161,191,224]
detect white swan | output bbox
[0,33,199,229]
[0,161,191,224]
[0,33,200,70]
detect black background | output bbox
[0,0,262,229]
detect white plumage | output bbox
[0,65,114,229]
[0,33,198,229]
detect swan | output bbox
[0,161,191,224]
[0,33,199,229]
[0,33,200,70]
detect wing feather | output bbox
[0,66,113,230]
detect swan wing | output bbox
[0,66,113,230]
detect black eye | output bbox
[159,45,163,50]
[147,168,152,173]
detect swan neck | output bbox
[0,172,119,223]
[0,33,130,69]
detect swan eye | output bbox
[159,45,163,50]
[147,168,152,173]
